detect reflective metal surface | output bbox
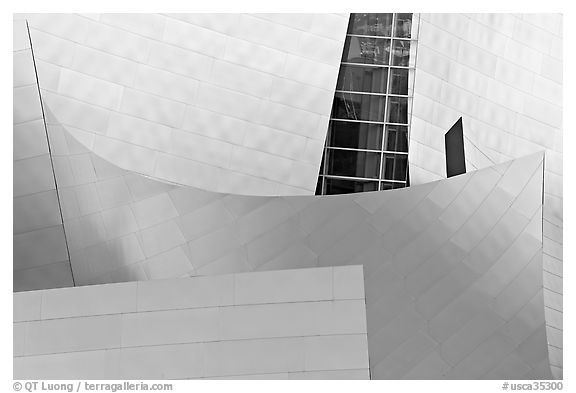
[410,13,562,376]
[20,13,350,196]
[13,20,73,291]
[13,13,555,380]
[16,115,549,378]
[14,266,369,380]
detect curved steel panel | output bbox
[24,13,349,196]
[410,13,562,377]
[39,120,550,379]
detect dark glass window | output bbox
[394,13,412,38]
[333,92,386,122]
[324,177,379,194]
[386,96,408,124]
[391,40,410,66]
[342,36,390,65]
[389,68,409,95]
[384,125,408,152]
[317,13,414,195]
[381,181,406,190]
[381,154,408,181]
[326,149,381,179]
[328,121,383,150]
[348,13,393,37]
[336,64,388,94]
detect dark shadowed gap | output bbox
[445,117,466,178]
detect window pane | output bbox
[380,182,393,190]
[348,13,393,36]
[348,13,369,35]
[386,96,408,124]
[342,36,390,65]
[328,121,383,150]
[394,13,412,38]
[391,40,410,66]
[326,149,381,179]
[381,154,408,181]
[381,181,406,190]
[389,68,409,95]
[384,125,408,152]
[325,178,379,194]
[333,92,386,122]
[337,64,388,94]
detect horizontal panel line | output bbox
[13,116,45,126]
[13,152,51,163]
[543,269,563,279]
[13,258,70,274]
[13,47,32,53]
[15,332,368,359]
[543,287,563,296]
[15,298,366,323]
[544,304,563,314]
[193,367,369,380]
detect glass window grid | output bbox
[319,13,416,195]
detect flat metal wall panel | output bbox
[14,266,369,380]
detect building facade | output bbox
[13,13,562,379]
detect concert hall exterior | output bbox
[13,13,562,379]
